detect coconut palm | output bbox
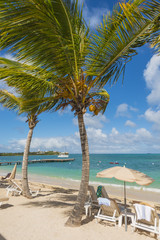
[0,58,57,198]
[0,0,159,226]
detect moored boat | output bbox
[58,152,69,158]
[109,162,119,164]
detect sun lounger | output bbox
[6,179,39,197]
[0,163,17,183]
[84,185,109,216]
[95,197,123,226]
[0,172,11,180]
[0,196,9,207]
[132,203,160,238]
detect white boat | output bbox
[58,152,69,158]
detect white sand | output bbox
[0,177,159,240]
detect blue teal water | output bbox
[0,154,160,190]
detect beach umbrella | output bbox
[96,166,154,231]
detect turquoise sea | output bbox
[0,154,160,191]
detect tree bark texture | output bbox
[65,112,90,226]
[22,127,34,198]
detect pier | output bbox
[0,158,75,166]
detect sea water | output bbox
[0,154,160,192]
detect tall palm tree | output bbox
[0,58,57,198]
[0,0,159,226]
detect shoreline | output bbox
[24,173,160,205]
[1,168,159,204]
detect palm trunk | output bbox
[22,127,34,198]
[65,112,90,226]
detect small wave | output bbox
[89,180,160,193]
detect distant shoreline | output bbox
[0,151,62,156]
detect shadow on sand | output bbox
[0,234,7,240]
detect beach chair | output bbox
[101,186,109,199]
[6,179,22,196]
[0,163,17,183]
[84,185,109,216]
[6,179,39,197]
[95,197,123,226]
[0,196,9,207]
[89,185,109,204]
[131,203,160,238]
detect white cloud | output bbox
[144,54,160,106]
[125,120,136,128]
[87,127,156,153]
[144,108,160,130]
[130,106,138,112]
[135,128,152,139]
[142,55,160,131]
[111,128,119,136]
[4,125,160,153]
[83,5,109,28]
[73,113,108,128]
[87,127,107,140]
[9,135,81,153]
[116,103,129,117]
[116,103,138,117]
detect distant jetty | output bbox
[0,158,75,166]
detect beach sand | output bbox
[0,175,159,240]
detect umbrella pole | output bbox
[124,181,127,231]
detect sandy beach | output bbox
[0,174,160,240]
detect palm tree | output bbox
[0,58,57,198]
[0,0,159,226]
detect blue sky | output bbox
[0,0,160,154]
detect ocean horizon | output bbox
[0,153,160,192]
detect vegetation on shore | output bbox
[0,151,61,156]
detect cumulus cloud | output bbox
[144,54,160,106]
[125,120,136,128]
[9,134,81,153]
[111,128,119,136]
[83,4,109,28]
[6,125,160,154]
[116,103,138,117]
[116,103,129,117]
[144,108,160,130]
[135,128,152,139]
[87,127,157,153]
[87,127,107,140]
[143,55,160,131]
[73,113,108,128]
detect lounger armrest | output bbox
[158,219,160,233]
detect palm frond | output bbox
[0,57,56,96]
[0,0,89,78]
[86,0,160,86]
[22,96,59,114]
[0,89,21,111]
[149,16,160,52]
[89,88,110,114]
